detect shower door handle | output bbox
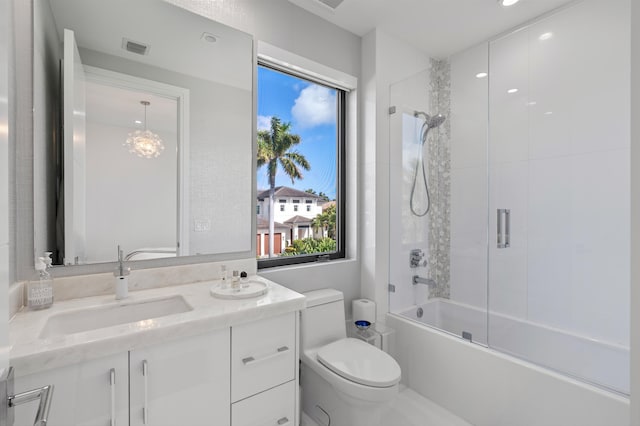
[497,209,510,249]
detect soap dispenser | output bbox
[114,246,130,300]
[27,252,54,310]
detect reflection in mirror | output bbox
[33,0,253,266]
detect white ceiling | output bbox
[288,0,576,57]
[48,0,253,90]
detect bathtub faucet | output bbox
[412,275,436,287]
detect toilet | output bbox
[300,289,401,426]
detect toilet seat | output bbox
[316,338,401,388]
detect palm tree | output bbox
[257,116,310,256]
[312,204,336,239]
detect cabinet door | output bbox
[231,312,295,402]
[130,328,231,426]
[13,353,128,426]
[231,381,295,426]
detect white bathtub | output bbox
[388,300,630,426]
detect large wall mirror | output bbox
[33,0,254,267]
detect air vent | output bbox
[122,38,150,56]
[315,0,344,10]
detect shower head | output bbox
[427,113,446,129]
[414,111,446,129]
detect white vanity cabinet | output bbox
[231,312,297,426]
[13,352,129,426]
[12,310,300,426]
[129,328,230,426]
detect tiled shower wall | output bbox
[427,58,451,299]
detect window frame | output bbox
[257,62,346,269]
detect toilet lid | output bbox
[316,338,401,387]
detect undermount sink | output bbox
[39,295,193,339]
[210,280,268,299]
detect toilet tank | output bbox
[301,289,347,350]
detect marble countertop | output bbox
[10,276,306,377]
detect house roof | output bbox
[256,217,290,231]
[283,215,313,225]
[257,186,323,200]
[322,200,336,211]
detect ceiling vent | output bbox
[314,0,345,10]
[122,38,150,56]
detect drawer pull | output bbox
[142,360,148,425]
[242,346,290,365]
[110,368,116,426]
[277,417,289,425]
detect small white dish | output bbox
[210,280,268,299]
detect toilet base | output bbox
[301,362,394,426]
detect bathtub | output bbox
[387,299,630,426]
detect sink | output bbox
[39,295,193,338]
[210,280,268,299]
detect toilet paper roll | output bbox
[352,299,376,324]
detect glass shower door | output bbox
[487,0,630,394]
[388,66,489,345]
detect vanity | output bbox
[9,275,305,426]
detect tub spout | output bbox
[412,275,436,287]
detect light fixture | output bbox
[499,0,520,6]
[476,72,488,79]
[507,88,519,94]
[539,32,553,41]
[201,32,218,43]
[124,101,165,159]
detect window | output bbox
[256,205,260,215]
[256,63,346,267]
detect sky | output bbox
[257,66,337,200]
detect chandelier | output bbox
[125,101,165,159]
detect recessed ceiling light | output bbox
[539,32,553,41]
[134,120,142,125]
[507,88,519,94]
[201,32,218,43]
[499,0,520,6]
[544,111,553,115]
[476,72,488,79]
[527,101,537,106]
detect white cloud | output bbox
[291,85,336,129]
[257,115,272,131]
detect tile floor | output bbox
[301,384,473,426]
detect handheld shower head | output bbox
[427,113,446,129]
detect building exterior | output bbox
[256,186,325,257]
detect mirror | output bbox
[33,0,254,266]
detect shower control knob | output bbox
[410,249,426,268]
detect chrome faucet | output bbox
[412,275,436,287]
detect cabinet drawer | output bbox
[231,312,295,401]
[232,380,295,426]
